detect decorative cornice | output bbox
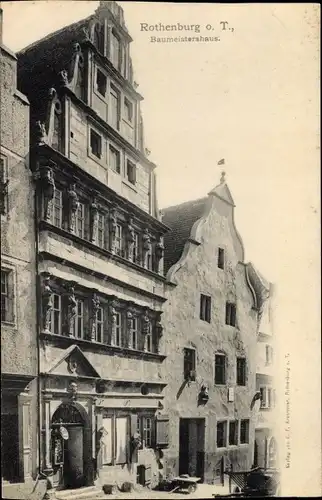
[40,331,167,362]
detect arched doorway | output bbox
[267,437,277,468]
[52,403,89,489]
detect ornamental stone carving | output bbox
[34,121,47,145]
[155,236,164,273]
[109,301,118,345]
[39,166,55,221]
[42,274,53,332]
[59,69,69,87]
[67,184,79,233]
[91,293,101,341]
[65,283,77,336]
[156,313,163,338]
[109,209,118,252]
[90,200,99,243]
[126,217,135,260]
[142,228,151,266]
[142,309,151,335]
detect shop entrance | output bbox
[52,403,87,489]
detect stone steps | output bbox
[55,486,102,500]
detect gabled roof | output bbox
[17,16,92,123]
[162,197,208,273]
[46,344,101,378]
[208,174,235,206]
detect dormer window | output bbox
[110,30,121,71]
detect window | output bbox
[110,30,121,71]
[101,414,129,466]
[184,348,196,381]
[225,302,236,326]
[115,224,123,256]
[217,421,227,448]
[114,311,122,347]
[75,203,85,239]
[101,416,113,465]
[90,129,102,159]
[0,156,9,215]
[97,213,106,248]
[128,316,138,350]
[240,419,249,444]
[96,306,104,343]
[132,233,139,264]
[236,357,247,386]
[215,354,226,385]
[96,68,107,97]
[126,160,136,185]
[93,22,105,54]
[1,269,14,323]
[265,345,273,365]
[137,416,154,448]
[200,294,211,322]
[109,145,120,173]
[124,97,133,122]
[49,189,63,228]
[49,294,61,335]
[229,421,238,446]
[110,86,120,129]
[218,248,225,269]
[260,387,274,409]
[74,299,84,339]
[115,416,128,464]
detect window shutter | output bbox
[7,273,15,323]
[225,303,229,324]
[156,414,169,448]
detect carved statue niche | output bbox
[142,228,151,267]
[126,217,135,260]
[38,165,55,221]
[90,199,99,243]
[64,283,77,337]
[42,274,53,332]
[91,292,101,341]
[66,184,79,233]
[109,208,118,253]
[154,236,164,273]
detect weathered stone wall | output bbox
[161,194,258,483]
[1,45,37,376]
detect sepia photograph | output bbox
[0,1,320,499]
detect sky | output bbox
[1,3,320,493]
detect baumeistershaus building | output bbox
[17,1,169,496]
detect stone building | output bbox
[245,267,277,470]
[0,26,38,494]
[161,173,271,484]
[17,1,169,495]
